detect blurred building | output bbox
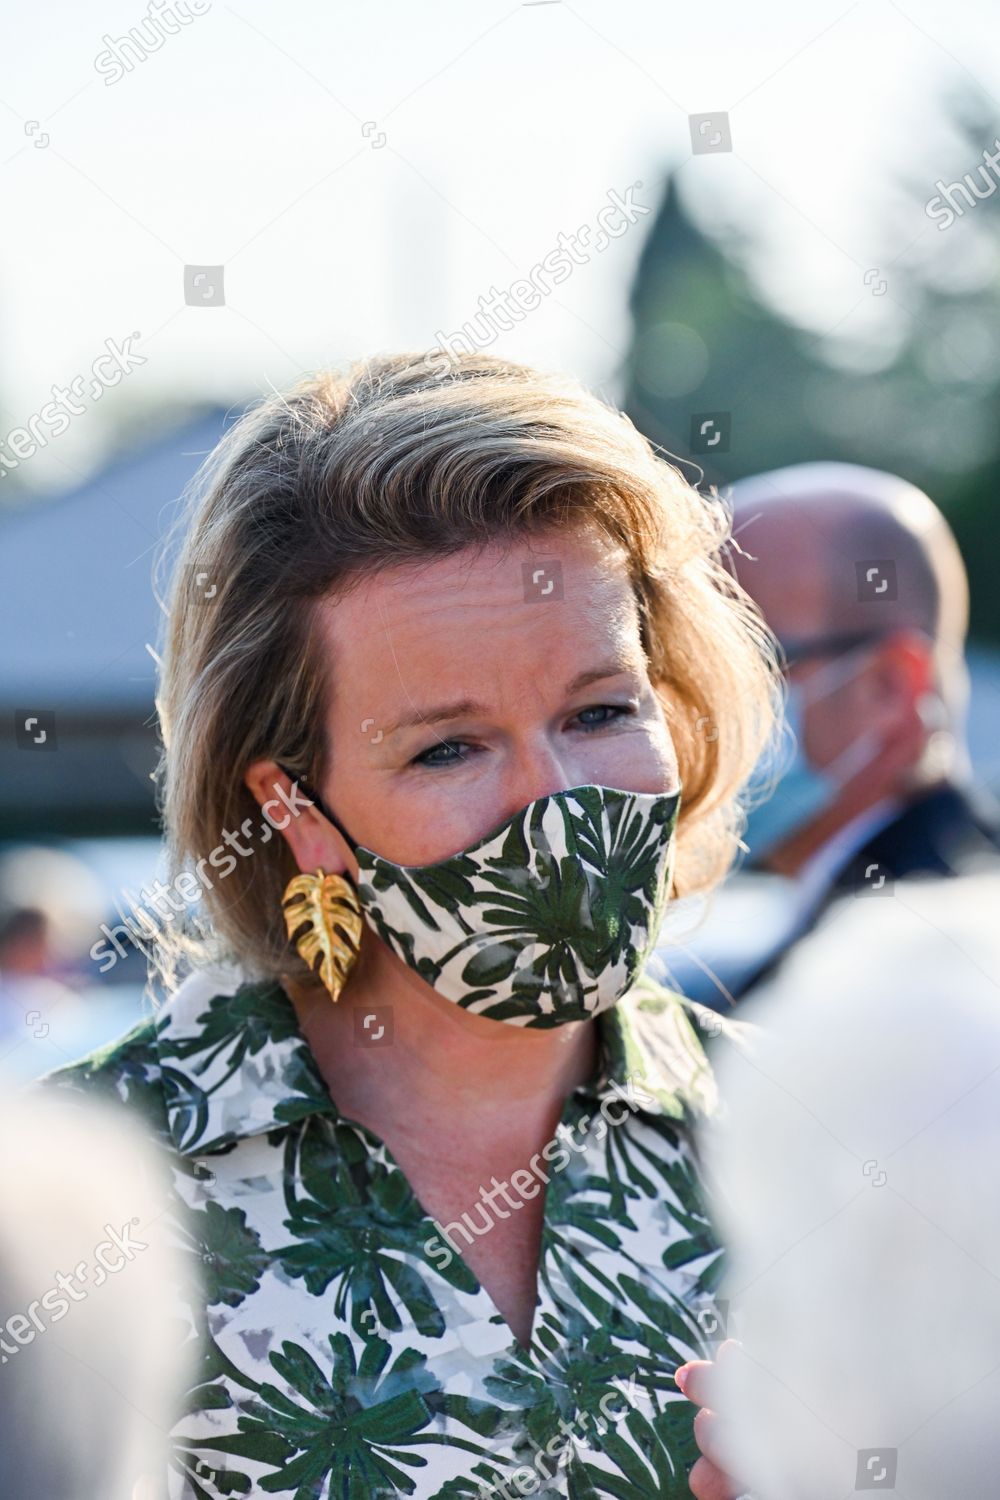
[0,406,233,839]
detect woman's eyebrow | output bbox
[380,663,638,739]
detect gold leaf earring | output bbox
[281,868,364,1004]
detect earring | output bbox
[281,868,364,1004]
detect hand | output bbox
[675,1338,749,1500]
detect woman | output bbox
[38,349,778,1499]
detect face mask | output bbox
[742,645,884,865]
[279,770,682,1029]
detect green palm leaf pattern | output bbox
[30,961,730,1498]
[356,785,681,1026]
[274,1115,479,1338]
[232,1334,500,1499]
[174,1199,270,1309]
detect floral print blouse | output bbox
[36,959,731,1499]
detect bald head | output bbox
[727,464,971,867]
[729,462,969,665]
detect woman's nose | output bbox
[500,740,579,816]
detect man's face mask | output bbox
[742,641,885,865]
[280,771,682,1029]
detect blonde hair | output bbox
[151,349,782,993]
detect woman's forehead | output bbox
[312,535,645,716]
[321,532,635,635]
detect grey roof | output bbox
[1,407,236,714]
[1,407,237,833]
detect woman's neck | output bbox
[281,939,600,1152]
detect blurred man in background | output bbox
[658,462,1000,1009]
[0,899,84,1081]
[668,470,1000,1493]
[0,847,148,1083]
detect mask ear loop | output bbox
[789,641,889,789]
[795,636,883,709]
[274,763,360,855]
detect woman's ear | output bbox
[244,759,353,877]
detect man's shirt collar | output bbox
[155,961,732,1157]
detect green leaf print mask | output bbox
[279,770,682,1029]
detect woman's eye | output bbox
[411,706,634,767]
[575,704,633,731]
[412,739,473,768]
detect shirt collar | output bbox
[155,961,736,1156]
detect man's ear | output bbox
[876,630,934,707]
[869,634,939,774]
[243,759,353,877]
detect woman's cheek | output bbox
[583,723,677,791]
[381,782,505,865]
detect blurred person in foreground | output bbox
[32,350,781,1498]
[0,1090,193,1498]
[675,866,1000,1498]
[659,461,1000,1011]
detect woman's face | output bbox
[292,524,678,873]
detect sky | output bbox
[2,0,1000,493]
